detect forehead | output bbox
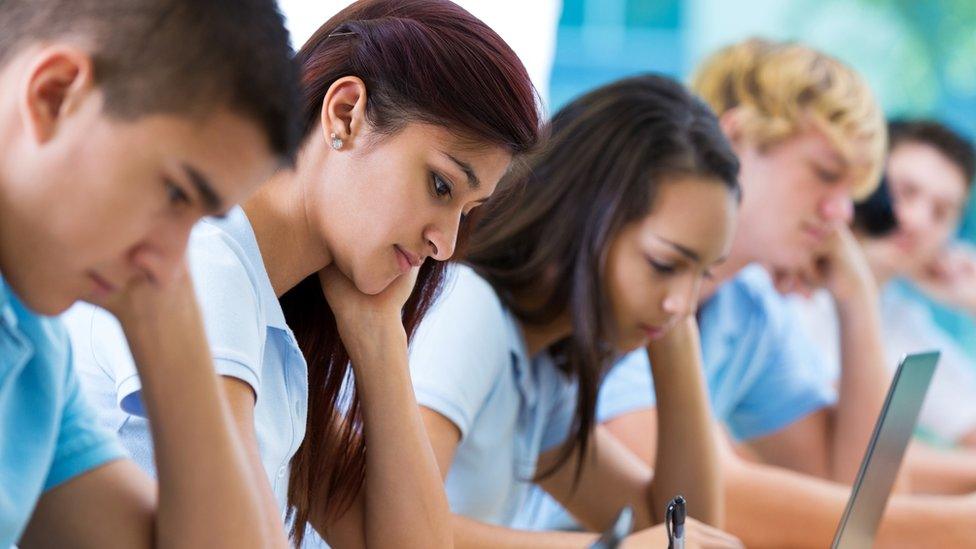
[888,142,969,202]
[385,122,513,186]
[132,108,276,202]
[776,125,877,194]
[633,175,737,259]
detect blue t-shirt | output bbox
[524,264,836,531]
[64,207,308,513]
[0,275,124,546]
[408,265,577,528]
[596,264,836,439]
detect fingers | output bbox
[685,517,745,548]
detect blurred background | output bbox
[281,0,976,354]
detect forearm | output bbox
[725,457,849,548]
[905,442,976,495]
[832,287,890,483]
[350,325,453,549]
[453,515,597,549]
[123,307,270,548]
[726,455,971,548]
[647,320,723,526]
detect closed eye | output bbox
[813,164,842,184]
[648,258,677,275]
[164,177,191,207]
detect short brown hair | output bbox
[0,0,302,162]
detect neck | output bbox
[711,230,756,287]
[511,279,574,356]
[243,167,332,297]
[519,313,573,358]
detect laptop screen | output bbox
[832,351,940,549]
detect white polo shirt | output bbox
[64,207,309,512]
[408,264,577,527]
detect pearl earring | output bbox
[330,132,344,150]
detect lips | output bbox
[638,322,668,341]
[801,222,830,245]
[394,245,424,273]
[87,270,118,297]
[890,232,917,253]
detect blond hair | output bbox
[691,38,886,199]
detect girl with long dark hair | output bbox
[408,74,744,547]
[65,1,539,547]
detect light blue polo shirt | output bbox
[408,264,577,527]
[524,264,836,530]
[64,207,308,513]
[595,264,836,439]
[0,275,124,546]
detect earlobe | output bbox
[320,76,368,150]
[21,47,94,144]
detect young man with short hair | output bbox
[0,1,301,546]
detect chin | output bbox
[354,272,398,296]
[616,334,648,354]
[16,285,75,316]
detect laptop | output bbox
[832,351,940,549]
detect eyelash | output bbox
[431,172,453,200]
[648,258,677,275]
[165,178,190,207]
[814,165,842,184]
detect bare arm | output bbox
[313,266,453,549]
[904,442,976,495]
[421,408,740,549]
[606,409,976,548]
[23,267,279,548]
[724,441,976,549]
[645,318,723,526]
[829,278,889,483]
[221,379,291,548]
[758,225,889,483]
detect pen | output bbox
[667,495,686,549]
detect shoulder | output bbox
[186,219,265,323]
[409,264,518,382]
[711,264,791,329]
[418,264,512,341]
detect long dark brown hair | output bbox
[464,74,740,482]
[278,0,539,543]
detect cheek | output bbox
[609,257,658,323]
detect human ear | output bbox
[319,76,368,150]
[21,46,95,144]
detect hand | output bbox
[620,518,743,548]
[647,316,698,354]
[912,244,976,313]
[770,224,876,304]
[94,258,200,335]
[318,264,419,360]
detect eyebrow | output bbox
[181,163,225,216]
[651,233,701,262]
[444,153,481,189]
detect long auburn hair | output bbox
[279,0,539,543]
[464,74,740,482]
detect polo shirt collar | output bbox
[206,208,288,331]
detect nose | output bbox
[662,274,701,318]
[895,199,928,235]
[820,191,854,224]
[424,216,460,262]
